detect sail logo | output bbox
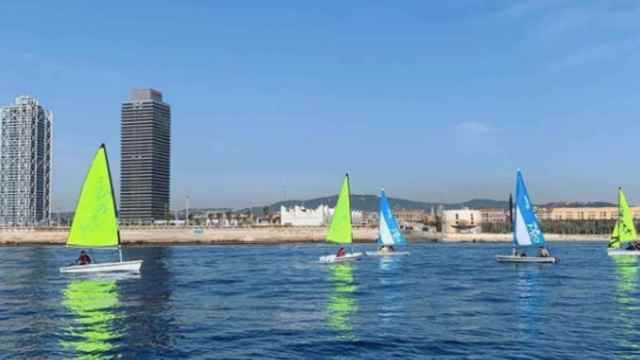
[527,223,542,243]
[522,195,531,210]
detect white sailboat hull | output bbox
[496,255,557,263]
[60,260,143,273]
[608,249,640,257]
[319,253,363,263]
[365,251,410,257]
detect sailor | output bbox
[378,245,395,253]
[538,246,550,258]
[336,247,346,258]
[77,250,92,265]
[512,248,518,256]
[626,241,640,251]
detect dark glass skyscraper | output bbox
[120,89,170,223]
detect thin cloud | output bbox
[455,121,496,135]
[550,38,640,70]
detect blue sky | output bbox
[2,1,640,210]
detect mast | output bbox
[509,193,514,234]
[346,173,353,253]
[101,143,123,262]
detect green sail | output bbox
[609,188,637,249]
[326,175,352,244]
[67,145,120,248]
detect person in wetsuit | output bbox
[77,250,92,265]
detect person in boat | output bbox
[336,247,346,258]
[520,252,527,257]
[538,246,550,258]
[76,250,92,265]
[512,248,519,256]
[626,241,640,251]
[378,245,395,253]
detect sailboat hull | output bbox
[60,260,143,273]
[496,255,557,263]
[365,251,410,257]
[319,253,363,263]
[608,249,640,257]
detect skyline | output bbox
[2,1,640,210]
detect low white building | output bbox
[442,208,482,233]
[280,205,365,227]
[281,205,332,226]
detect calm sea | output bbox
[0,242,637,359]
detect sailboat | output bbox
[59,144,143,273]
[366,190,409,256]
[319,174,363,263]
[608,187,640,256]
[496,169,557,263]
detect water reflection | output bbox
[327,263,358,335]
[612,256,640,355]
[379,256,400,272]
[61,275,127,359]
[515,266,544,339]
[378,257,404,322]
[118,247,177,354]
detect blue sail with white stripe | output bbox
[513,170,545,248]
[378,190,407,246]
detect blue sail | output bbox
[378,191,407,246]
[513,170,545,247]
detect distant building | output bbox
[281,205,332,226]
[394,209,426,223]
[480,208,508,223]
[280,205,365,227]
[120,89,171,224]
[442,208,482,233]
[536,207,640,221]
[0,96,52,225]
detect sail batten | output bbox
[378,191,406,246]
[609,188,636,248]
[67,145,120,248]
[513,170,545,248]
[326,175,352,244]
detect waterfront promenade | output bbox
[0,227,604,245]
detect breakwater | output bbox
[0,227,605,245]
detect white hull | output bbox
[608,249,640,257]
[319,252,363,263]
[60,260,143,273]
[496,255,557,263]
[365,251,410,257]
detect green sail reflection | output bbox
[61,279,120,359]
[327,263,358,334]
[613,256,640,357]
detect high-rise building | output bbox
[120,89,171,223]
[0,96,52,225]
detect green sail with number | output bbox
[609,188,637,249]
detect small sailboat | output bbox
[496,169,557,263]
[608,187,640,256]
[60,144,143,273]
[366,190,409,256]
[319,174,363,263]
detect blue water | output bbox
[0,242,638,359]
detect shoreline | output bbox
[0,227,607,246]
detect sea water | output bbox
[0,242,637,359]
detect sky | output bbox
[2,0,640,210]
